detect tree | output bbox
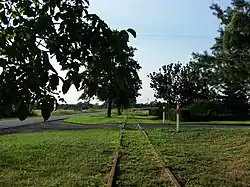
[0,0,137,120]
[148,62,211,108]
[79,30,142,117]
[190,0,250,118]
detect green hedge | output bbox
[149,100,250,122]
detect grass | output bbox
[147,128,250,187]
[64,110,163,125]
[65,113,126,124]
[32,109,83,117]
[0,130,120,187]
[165,120,250,125]
[116,129,172,187]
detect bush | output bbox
[148,107,161,117]
[149,100,250,122]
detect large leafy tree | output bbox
[148,62,211,108]
[0,0,138,120]
[190,0,250,117]
[79,30,142,117]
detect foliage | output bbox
[149,98,250,122]
[0,0,139,120]
[191,0,250,117]
[148,62,212,108]
[79,31,142,117]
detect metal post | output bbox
[176,104,180,132]
[163,106,165,123]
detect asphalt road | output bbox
[0,113,98,130]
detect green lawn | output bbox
[116,129,172,187]
[65,113,126,124]
[34,109,102,116]
[148,128,250,187]
[0,130,119,187]
[64,111,163,125]
[164,120,250,125]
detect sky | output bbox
[61,0,231,104]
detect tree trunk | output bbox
[107,98,112,117]
[117,106,122,115]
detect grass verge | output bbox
[116,129,172,187]
[165,120,250,125]
[148,128,250,186]
[0,130,119,187]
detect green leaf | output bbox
[50,74,59,90]
[41,100,54,121]
[0,11,8,25]
[84,0,90,5]
[72,74,82,90]
[17,102,29,121]
[62,79,72,94]
[55,0,62,7]
[120,30,129,42]
[127,28,136,38]
[13,19,19,26]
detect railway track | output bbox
[107,113,182,187]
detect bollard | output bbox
[163,106,165,123]
[176,104,180,132]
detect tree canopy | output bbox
[0,0,140,120]
[148,62,212,108]
[78,30,142,117]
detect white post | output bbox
[176,104,180,132]
[163,106,165,123]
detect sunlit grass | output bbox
[0,130,119,187]
[148,128,250,186]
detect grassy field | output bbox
[65,111,162,125]
[65,113,126,124]
[0,130,119,187]
[116,129,172,187]
[148,128,250,186]
[162,120,250,125]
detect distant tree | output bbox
[148,62,211,108]
[189,0,250,117]
[79,30,141,117]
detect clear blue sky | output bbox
[62,0,231,104]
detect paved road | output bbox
[0,113,100,130]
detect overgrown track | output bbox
[130,113,182,187]
[107,117,127,187]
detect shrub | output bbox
[148,107,161,117]
[149,100,250,122]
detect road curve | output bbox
[0,113,100,130]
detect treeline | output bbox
[149,0,250,121]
